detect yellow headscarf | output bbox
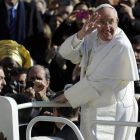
[0,40,31,68]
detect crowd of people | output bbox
[0,0,140,140]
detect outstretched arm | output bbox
[59,13,100,64]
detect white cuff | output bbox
[71,33,84,50]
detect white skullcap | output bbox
[94,4,118,18]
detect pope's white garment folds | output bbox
[59,27,139,140]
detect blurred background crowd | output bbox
[0,0,140,140]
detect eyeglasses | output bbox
[98,20,117,27]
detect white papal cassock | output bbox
[59,27,139,140]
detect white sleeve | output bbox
[64,76,100,108]
[71,33,84,50]
[64,73,122,108]
[59,34,84,64]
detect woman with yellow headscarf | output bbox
[0,40,31,81]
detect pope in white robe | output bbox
[52,4,139,140]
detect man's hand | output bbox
[77,12,100,40]
[45,45,58,64]
[52,94,67,103]
[34,80,46,100]
[22,87,35,102]
[42,111,53,116]
[119,3,135,21]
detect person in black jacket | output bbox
[114,0,140,38]
[48,2,91,92]
[52,108,80,140]
[0,0,49,63]
[52,2,91,46]
[51,92,80,140]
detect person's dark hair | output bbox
[73,2,90,11]
[49,14,64,23]
[27,65,50,81]
[129,35,140,45]
[52,90,79,119]
[10,67,27,77]
[6,94,32,123]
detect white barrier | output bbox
[0,97,72,140]
[0,97,19,140]
[18,101,71,110]
[90,120,140,140]
[0,96,140,140]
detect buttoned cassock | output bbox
[59,28,139,140]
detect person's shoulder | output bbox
[115,28,131,48]
[53,121,80,139]
[53,127,78,140]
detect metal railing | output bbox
[18,101,71,110]
[17,101,140,140]
[90,120,140,140]
[26,116,84,140]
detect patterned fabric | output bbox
[0,40,31,68]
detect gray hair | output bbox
[27,65,50,81]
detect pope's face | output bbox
[96,7,119,41]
